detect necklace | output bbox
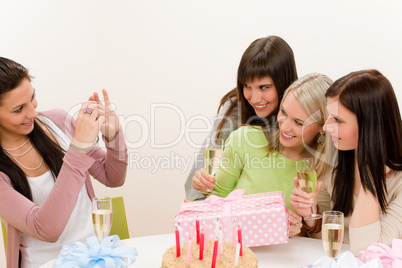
[8,154,44,171]
[4,144,34,157]
[2,137,30,151]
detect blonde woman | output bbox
[210,73,335,237]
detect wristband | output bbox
[70,136,99,151]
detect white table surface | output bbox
[41,234,350,268]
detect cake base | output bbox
[162,240,258,268]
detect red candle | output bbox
[211,240,219,268]
[196,219,200,244]
[199,232,204,260]
[175,229,180,257]
[238,227,243,257]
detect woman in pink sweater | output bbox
[0,57,128,267]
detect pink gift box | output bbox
[359,238,402,268]
[174,189,289,247]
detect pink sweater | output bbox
[0,109,128,267]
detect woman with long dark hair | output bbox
[185,35,298,201]
[290,69,402,254]
[0,57,128,267]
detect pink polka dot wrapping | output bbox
[174,190,289,247]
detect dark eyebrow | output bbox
[260,83,273,87]
[11,89,35,110]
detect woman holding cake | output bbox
[0,57,128,267]
[290,70,402,254]
[210,73,335,237]
[187,35,298,201]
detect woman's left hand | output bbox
[288,210,302,237]
[89,89,121,141]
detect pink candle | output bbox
[175,229,180,257]
[199,232,204,260]
[219,227,223,254]
[185,227,194,266]
[238,227,243,257]
[232,220,237,249]
[196,219,200,244]
[211,240,219,268]
[217,239,221,261]
[203,224,209,251]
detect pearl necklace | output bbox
[4,144,34,157]
[7,154,44,171]
[2,137,30,150]
[3,138,43,170]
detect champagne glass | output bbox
[296,158,321,220]
[92,197,113,242]
[322,211,344,258]
[203,146,223,194]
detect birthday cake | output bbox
[161,240,258,268]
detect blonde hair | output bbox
[268,73,336,179]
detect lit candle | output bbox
[203,222,209,251]
[199,232,204,260]
[196,219,200,244]
[185,227,193,266]
[232,218,237,249]
[234,242,240,266]
[238,226,243,257]
[211,239,219,268]
[175,227,180,257]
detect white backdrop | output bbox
[1,0,402,264]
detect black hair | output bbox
[0,57,65,200]
[326,69,402,215]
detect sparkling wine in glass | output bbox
[92,197,113,242]
[322,211,344,258]
[203,147,223,194]
[296,158,322,220]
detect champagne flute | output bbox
[92,197,113,242]
[296,158,322,220]
[322,211,344,258]
[203,146,223,195]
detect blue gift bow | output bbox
[53,235,138,268]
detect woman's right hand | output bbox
[71,101,104,153]
[192,168,216,193]
[290,177,322,218]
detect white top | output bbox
[19,115,95,268]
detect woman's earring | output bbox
[317,131,325,145]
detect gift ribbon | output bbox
[359,239,402,268]
[306,251,383,268]
[53,235,138,268]
[177,189,286,239]
[204,189,246,232]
